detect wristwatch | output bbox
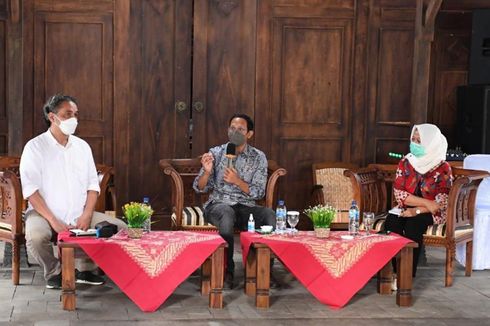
[415,209,421,215]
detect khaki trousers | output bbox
[25,210,127,280]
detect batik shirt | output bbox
[393,158,453,224]
[193,143,268,209]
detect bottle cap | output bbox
[249,213,253,220]
[278,200,284,205]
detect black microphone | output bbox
[225,143,236,169]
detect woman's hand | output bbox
[425,200,441,215]
[400,208,418,217]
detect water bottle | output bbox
[275,200,287,234]
[349,200,359,236]
[247,214,255,233]
[143,196,151,233]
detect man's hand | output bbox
[50,219,71,233]
[75,213,92,231]
[400,208,418,218]
[425,200,441,215]
[201,153,214,174]
[224,167,241,185]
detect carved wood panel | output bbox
[33,11,114,165]
[256,0,355,212]
[366,0,415,163]
[0,18,6,154]
[191,0,257,156]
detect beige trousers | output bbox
[25,210,127,280]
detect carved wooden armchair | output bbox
[311,162,358,230]
[0,171,24,285]
[159,158,287,231]
[344,164,489,286]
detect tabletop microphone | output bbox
[225,143,236,169]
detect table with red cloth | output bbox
[58,230,226,312]
[241,231,417,309]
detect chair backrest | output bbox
[95,164,116,213]
[0,171,23,237]
[312,162,358,223]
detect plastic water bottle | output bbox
[247,214,255,233]
[275,200,287,234]
[349,200,359,236]
[143,196,151,233]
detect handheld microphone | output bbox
[225,143,236,169]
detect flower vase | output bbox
[127,227,144,239]
[314,227,330,238]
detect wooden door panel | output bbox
[127,0,192,217]
[0,18,6,154]
[256,0,355,212]
[33,11,113,165]
[366,1,416,163]
[191,0,257,155]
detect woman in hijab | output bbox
[386,124,453,278]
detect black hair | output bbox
[43,94,78,127]
[229,113,254,131]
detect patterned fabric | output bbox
[193,143,268,209]
[58,231,225,312]
[241,231,412,309]
[425,224,447,237]
[171,206,212,227]
[394,158,453,224]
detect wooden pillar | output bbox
[410,0,443,124]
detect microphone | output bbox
[225,143,236,169]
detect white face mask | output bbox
[54,115,78,135]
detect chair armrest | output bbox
[159,159,185,228]
[265,160,287,209]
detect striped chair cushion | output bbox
[171,206,213,227]
[425,224,446,237]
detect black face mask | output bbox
[228,129,246,146]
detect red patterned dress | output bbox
[393,158,453,224]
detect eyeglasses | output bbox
[228,127,247,134]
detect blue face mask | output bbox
[410,142,425,157]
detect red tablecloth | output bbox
[241,231,412,309]
[58,230,225,312]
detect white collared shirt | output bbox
[20,130,100,225]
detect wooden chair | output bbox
[159,158,287,231]
[0,171,24,285]
[0,156,117,284]
[311,162,358,230]
[344,164,489,286]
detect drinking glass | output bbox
[363,212,374,235]
[287,211,300,234]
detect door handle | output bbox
[193,101,204,113]
[175,101,187,113]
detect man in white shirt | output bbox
[20,94,126,289]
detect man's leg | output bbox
[24,211,60,283]
[233,205,276,229]
[204,203,236,274]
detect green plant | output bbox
[123,202,154,228]
[304,204,336,229]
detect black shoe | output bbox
[224,272,234,290]
[46,273,62,289]
[75,270,105,285]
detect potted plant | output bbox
[123,202,154,239]
[304,204,336,238]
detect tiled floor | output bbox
[1,240,490,325]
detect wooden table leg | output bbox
[61,247,76,311]
[245,247,257,296]
[378,261,392,295]
[209,245,224,309]
[201,257,211,296]
[397,246,413,307]
[255,246,271,308]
